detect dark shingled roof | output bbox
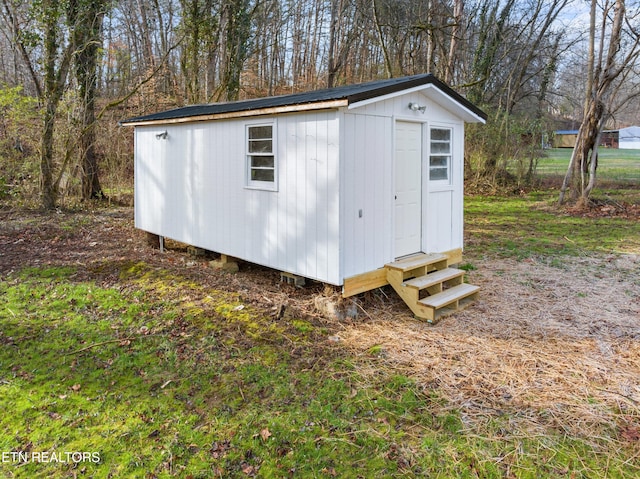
[121,74,487,125]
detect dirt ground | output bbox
[1,206,639,440]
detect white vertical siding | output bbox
[423,120,465,254]
[452,124,465,250]
[134,111,341,285]
[342,92,466,279]
[424,190,453,252]
[341,112,394,279]
[134,128,156,233]
[135,88,471,287]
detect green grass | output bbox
[1,203,640,477]
[538,148,640,182]
[465,190,640,258]
[2,261,639,477]
[0,265,416,477]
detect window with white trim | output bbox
[247,124,276,188]
[429,127,451,182]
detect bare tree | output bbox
[2,0,640,205]
[559,0,640,205]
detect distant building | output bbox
[618,126,640,149]
[553,126,640,149]
[600,130,619,148]
[552,130,578,148]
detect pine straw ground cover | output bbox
[336,191,640,475]
[339,255,640,441]
[0,189,638,477]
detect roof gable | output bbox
[121,74,487,126]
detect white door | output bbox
[395,121,423,258]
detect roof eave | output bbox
[119,99,348,127]
[347,82,487,124]
[422,85,487,123]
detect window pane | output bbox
[430,142,450,154]
[431,128,450,141]
[247,124,275,187]
[430,155,449,167]
[251,168,274,182]
[251,155,274,168]
[249,140,272,153]
[249,125,272,140]
[430,167,448,181]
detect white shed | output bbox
[121,74,487,321]
[619,126,640,149]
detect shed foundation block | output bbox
[209,254,239,273]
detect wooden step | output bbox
[385,253,448,273]
[419,283,480,310]
[403,268,464,290]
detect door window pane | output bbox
[431,128,450,141]
[429,128,451,182]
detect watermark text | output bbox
[2,451,100,464]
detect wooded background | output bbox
[0,0,639,208]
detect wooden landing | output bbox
[342,248,463,298]
[385,253,448,272]
[385,253,479,322]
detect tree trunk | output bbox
[40,0,66,209]
[445,0,463,83]
[75,0,106,200]
[559,100,602,204]
[372,0,393,79]
[559,0,636,204]
[41,98,57,210]
[327,0,343,88]
[80,98,103,200]
[583,129,602,200]
[220,0,251,101]
[180,0,202,103]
